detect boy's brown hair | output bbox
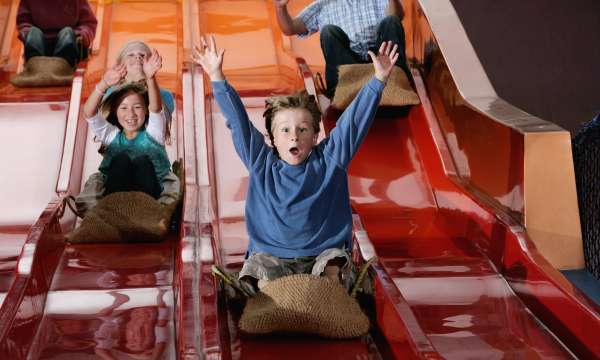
[263,90,321,153]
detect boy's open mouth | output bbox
[289,147,300,156]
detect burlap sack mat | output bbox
[239,274,370,339]
[68,191,176,244]
[10,56,73,87]
[331,64,420,109]
[75,170,181,218]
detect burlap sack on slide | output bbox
[239,274,370,339]
[68,191,174,244]
[10,56,73,87]
[332,64,420,109]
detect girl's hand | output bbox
[368,41,400,83]
[192,35,225,81]
[143,48,162,80]
[102,64,126,88]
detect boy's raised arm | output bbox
[192,36,268,168]
[326,41,399,168]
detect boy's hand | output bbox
[102,64,127,88]
[143,48,163,80]
[193,35,225,81]
[368,41,399,83]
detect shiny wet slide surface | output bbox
[22,2,181,358]
[332,107,576,358]
[0,103,67,311]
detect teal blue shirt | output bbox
[99,129,171,187]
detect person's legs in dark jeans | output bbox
[132,155,161,199]
[104,152,135,196]
[23,26,48,61]
[54,27,78,67]
[375,16,411,80]
[320,25,363,98]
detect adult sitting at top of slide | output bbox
[273,0,410,98]
[17,0,97,68]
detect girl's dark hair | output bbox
[102,80,173,145]
[98,83,148,154]
[263,90,321,155]
[100,82,150,129]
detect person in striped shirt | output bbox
[273,0,410,98]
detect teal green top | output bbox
[99,129,171,188]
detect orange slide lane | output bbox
[0,1,186,358]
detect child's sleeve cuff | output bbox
[368,77,386,93]
[211,80,228,93]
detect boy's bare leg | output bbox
[323,256,346,283]
[257,279,270,289]
[324,265,341,282]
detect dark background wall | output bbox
[450,0,600,136]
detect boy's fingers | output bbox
[367,50,376,62]
[210,35,217,52]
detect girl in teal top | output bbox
[83,48,169,199]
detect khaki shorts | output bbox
[239,248,356,289]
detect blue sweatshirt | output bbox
[212,77,385,258]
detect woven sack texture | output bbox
[239,274,369,339]
[75,170,180,218]
[68,191,175,244]
[331,64,420,109]
[10,56,73,87]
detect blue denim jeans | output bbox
[24,26,84,67]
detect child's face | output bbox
[271,108,318,165]
[122,44,149,76]
[117,93,146,136]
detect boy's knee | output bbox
[257,279,269,290]
[26,26,44,39]
[57,26,75,40]
[320,25,346,43]
[379,15,403,29]
[323,264,341,282]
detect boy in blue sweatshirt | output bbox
[193,36,398,292]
